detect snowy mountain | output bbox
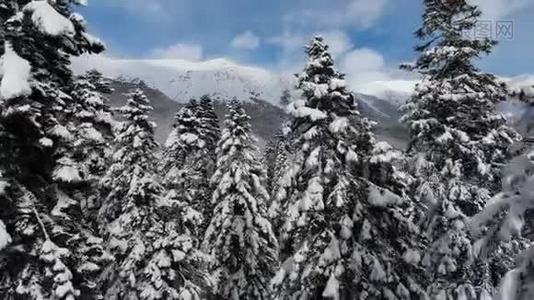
[75,55,412,147]
[355,93,409,148]
[73,55,291,104]
[107,79,409,148]
[107,79,290,145]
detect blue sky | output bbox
[77,0,534,80]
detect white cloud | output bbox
[342,48,385,73]
[105,0,166,15]
[345,0,389,28]
[339,47,416,98]
[283,0,389,31]
[470,0,532,19]
[267,30,415,98]
[320,31,353,58]
[148,43,203,61]
[267,30,353,72]
[231,30,260,50]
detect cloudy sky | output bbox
[77,0,534,92]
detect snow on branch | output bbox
[24,1,75,37]
[0,43,32,100]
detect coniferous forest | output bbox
[0,0,534,299]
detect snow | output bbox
[72,54,291,105]
[497,269,519,300]
[403,249,421,264]
[55,280,76,299]
[74,0,88,6]
[436,131,453,144]
[179,288,193,300]
[322,273,340,300]
[23,1,75,37]
[359,219,372,240]
[370,142,402,163]
[305,147,321,168]
[0,180,8,195]
[37,137,53,148]
[370,257,387,282]
[50,125,74,141]
[181,132,201,146]
[291,106,328,121]
[368,183,402,207]
[329,78,346,90]
[0,220,12,251]
[52,191,77,218]
[506,75,534,98]
[328,117,348,134]
[78,262,100,273]
[172,249,186,262]
[81,125,104,142]
[53,165,82,183]
[164,129,179,148]
[0,43,32,100]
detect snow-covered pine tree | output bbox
[65,70,115,225]
[48,69,117,298]
[264,90,294,198]
[0,1,110,298]
[266,122,292,219]
[99,89,209,299]
[271,36,428,299]
[401,0,522,298]
[263,138,278,193]
[197,95,221,163]
[160,98,214,236]
[202,100,278,300]
[469,148,534,300]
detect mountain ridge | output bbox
[107,79,409,148]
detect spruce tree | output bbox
[64,70,115,226]
[401,0,522,297]
[470,149,534,300]
[0,1,109,298]
[99,89,209,299]
[266,123,292,221]
[263,124,291,193]
[160,97,220,237]
[202,100,278,300]
[197,95,221,162]
[271,36,428,299]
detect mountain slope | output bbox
[355,93,409,148]
[74,55,290,104]
[107,79,409,148]
[107,80,290,145]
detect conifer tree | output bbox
[197,95,221,161]
[64,70,115,225]
[0,1,109,298]
[266,123,292,220]
[401,0,522,297]
[271,36,428,299]
[202,100,277,300]
[99,89,209,299]
[263,124,290,192]
[470,149,534,300]
[160,97,220,237]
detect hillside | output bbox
[107,79,409,148]
[108,80,290,145]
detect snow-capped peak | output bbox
[72,54,292,104]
